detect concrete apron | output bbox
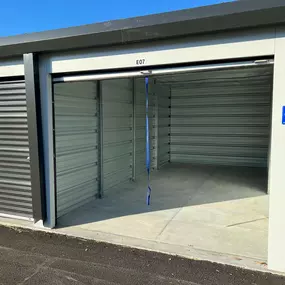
[0,216,271,274]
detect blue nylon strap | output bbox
[145,77,151,205]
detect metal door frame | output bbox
[41,56,274,228]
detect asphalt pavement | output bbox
[0,225,284,285]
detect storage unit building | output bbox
[1,0,285,273]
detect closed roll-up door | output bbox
[167,65,273,167]
[0,79,33,218]
[54,82,99,218]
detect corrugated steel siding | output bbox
[101,79,133,191]
[156,84,171,168]
[54,82,99,218]
[158,65,273,167]
[134,78,156,177]
[0,80,33,218]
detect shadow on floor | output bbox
[57,163,268,228]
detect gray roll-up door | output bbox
[0,79,33,219]
[54,82,99,218]
[158,65,273,167]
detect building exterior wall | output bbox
[268,27,285,272]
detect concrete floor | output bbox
[57,163,269,266]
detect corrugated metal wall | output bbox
[54,77,160,216]
[134,78,157,177]
[156,84,171,168]
[0,80,33,218]
[101,79,133,192]
[54,82,99,218]
[157,65,273,167]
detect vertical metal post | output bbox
[132,78,136,181]
[24,53,46,223]
[39,57,55,228]
[97,81,104,198]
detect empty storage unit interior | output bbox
[54,62,273,259]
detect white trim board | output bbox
[49,28,275,75]
[0,58,24,77]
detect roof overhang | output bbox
[0,0,285,58]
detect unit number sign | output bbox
[136,59,146,65]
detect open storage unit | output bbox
[2,0,285,273]
[54,60,273,258]
[54,62,273,217]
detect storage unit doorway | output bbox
[53,60,273,262]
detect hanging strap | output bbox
[145,77,151,205]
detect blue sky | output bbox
[1,0,235,37]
